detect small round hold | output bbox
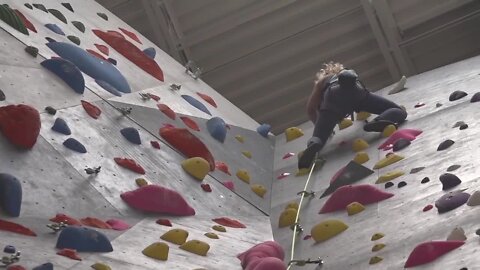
[459,124,468,130]
[384,182,394,189]
[3,245,16,254]
[45,106,57,115]
[421,177,430,184]
[397,181,407,188]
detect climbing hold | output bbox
[439,173,461,190]
[41,58,85,94]
[56,226,112,252]
[0,104,41,149]
[114,157,145,174]
[470,92,480,102]
[421,177,430,184]
[160,126,215,171]
[47,42,131,93]
[392,138,411,152]
[61,3,74,12]
[91,263,111,270]
[95,80,122,97]
[285,201,299,210]
[93,30,164,81]
[179,95,212,115]
[180,240,210,256]
[282,152,295,159]
[235,135,245,143]
[385,182,394,189]
[94,44,109,56]
[120,127,141,145]
[237,241,285,270]
[320,161,374,198]
[24,3,33,9]
[447,165,461,172]
[278,208,296,228]
[81,100,101,119]
[147,93,160,101]
[196,92,217,108]
[105,219,130,231]
[378,129,422,151]
[97,12,108,20]
[212,225,226,232]
[372,244,386,252]
[213,217,246,228]
[121,184,195,215]
[356,111,371,121]
[136,178,148,187]
[435,190,470,213]
[215,161,231,175]
[398,181,407,188]
[14,9,36,33]
[251,184,267,198]
[447,227,466,241]
[156,219,172,227]
[51,118,71,135]
[257,123,271,138]
[467,191,480,206]
[369,256,383,265]
[411,167,425,174]
[32,263,54,270]
[0,5,28,35]
[150,141,161,149]
[180,116,200,131]
[63,138,87,153]
[80,217,111,229]
[57,248,81,260]
[161,228,188,245]
[460,124,468,130]
[71,21,85,33]
[437,139,455,151]
[376,170,404,184]
[0,90,4,101]
[223,181,234,191]
[49,213,81,225]
[181,157,210,181]
[143,47,156,59]
[449,90,468,101]
[87,49,107,61]
[142,242,169,261]
[206,117,227,143]
[0,174,22,217]
[45,107,57,116]
[67,35,80,45]
[311,219,348,243]
[371,233,385,241]
[320,184,394,213]
[119,27,142,44]
[436,102,443,107]
[404,240,464,268]
[346,202,365,216]
[156,104,176,121]
[382,124,396,137]
[277,172,290,180]
[201,183,212,192]
[242,151,252,159]
[353,152,369,164]
[352,138,369,152]
[423,204,433,212]
[373,153,404,169]
[236,169,250,183]
[338,118,353,130]
[388,75,407,94]
[33,4,48,12]
[45,23,65,35]
[45,37,56,43]
[285,127,304,141]
[453,121,466,128]
[414,102,425,108]
[48,9,67,23]
[205,232,219,239]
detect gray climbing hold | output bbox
[435,103,443,108]
[453,121,465,128]
[446,227,466,241]
[61,3,74,12]
[435,190,470,213]
[385,182,393,189]
[0,89,5,101]
[446,165,461,172]
[449,90,468,101]
[397,181,407,188]
[33,4,48,12]
[67,35,80,45]
[410,167,425,174]
[467,191,480,206]
[25,45,38,57]
[97,12,108,21]
[437,139,454,151]
[388,75,406,95]
[48,9,67,24]
[470,92,480,103]
[393,138,410,152]
[439,173,461,190]
[72,21,85,33]
[24,3,33,9]
[45,106,57,115]
[421,177,430,184]
[460,124,468,130]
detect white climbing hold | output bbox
[388,75,407,95]
[446,227,466,241]
[467,191,480,206]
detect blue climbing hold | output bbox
[3,245,16,254]
[95,80,122,97]
[107,58,117,65]
[206,117,227,143]
[56,226,113,252]
[33,263,54,270]
[0,174,22,217]
[257,123,271,138]
[181,95,211,115]
[46,42,131,93]
[45,23,65,35]
[63,138,87,153]
[120,127,141,145]
[143,47,156,59]
[41,58,85,94]
[51,118,71,135]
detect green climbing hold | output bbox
[67,35,80,45]
[0,5,29,35]
[48,9,67,24]
[71,21,85,33]
[33,4,48,13]
[24,3,33,9]
[97,12,108,21]
[25,46,38,57]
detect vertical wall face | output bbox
[0,1,276,269]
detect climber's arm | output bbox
[307,77,328,123]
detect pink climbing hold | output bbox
[378,129,422,151]
[121,184,195,216]
[277,173,290,180]
[213,217,246,228]
[94,44,109,55]
[156,218,172,227]
[150,141,161,149]
[163,123,175,129]
[57,248,81,261]
[80,217,112,229]
[319,184,394,214]
[329,166,346,183]
[223,181,235,191]
[81,100,101,119]
[114,157,145,174]
[180,116,200,131]
[215,161,231,175]
[404,240,464,268]
[238,241,286,270]
[423,205,433,212]
[14,9,36,33]
[157,104,176,120]
[196,92,217,108]
[106,219,130,231]
[107,30,124,39]
[282,152,295,159]
[119,27,142,44]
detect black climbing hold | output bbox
[459,268,468,270]
[364,120,396,132]
[48,9,67,24]
[470,92,480,103]
[33,4,48,12]
[120,127,141,145]
[435,190,470,213]
[45,106,57,115]
[51,118,71,135]
[439,173,461,190]
[61,3,74,12]
[0,89,5,101]
[71,21,85,33]
[33,262,54,270]
[25,45,39,57]
[410,167,425,174]
[476,229,480,236]
[0,5,29,35]
[45,37,57,43]
[56,226,113,252]
[24,3,33,9]
[319,161,374,198]
[3,245,16,254]
[392,138,411,152]
[67,35,80,45]
[437,139,454,151]
[97,12,108,21]
[384,182,394,189]
[452,121,465,128]
[460,124,468,130]
[107,58,117,65]
[447,165,461,172]
[397,181,407,188]
[63,138,87,153]
[435,103,443,108]
[421,177,430,184]
[449,90,468,101]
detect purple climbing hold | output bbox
[449,90,468,101]
[107,58,117,65]
[33,262,54,270]
[470,92,480,103]
[257,123,271,138]
[143,47,156,59]
[392,138,411,152]
[41,58,85,94]
[95,80,122,97]
[120,127,141,145]
[421,177,430,184]
[56,226,113,252]
[435,190,470,213]
[181,95,211,115]
[0,174,22,217]
[45,23,65,35]
[3,245,16,254]
[437,139,454,151]
[206,117,227,143]
[439,173,461,190]
[51,118,71,135]
[63,138,87,153]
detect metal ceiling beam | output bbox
[162,0,193,63]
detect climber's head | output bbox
[314,61,344,83]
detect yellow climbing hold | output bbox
[346,202,365,216]
[353,152,369,164]
[372,243,386,252]
[160,228,189,245]
[135,178,148,187]
[296,168,310,176]
[371,233,385,241]
[142,242,169,261]
[382,124,397,137]
[376,170,404,184]
[352,139,369,152]
[204,232,219,239]
[181,157,210,181]
[279,208,297,228]
[212,225,226,232]
[236,169,250,183]
[356,111,371,121]
[285,127,304,142]
[242,151,252,159]
[338,118,353,130]
[91,263,112,270]
[235,135,245,143]
[373,154,404,169]
[251,184,267,198]
[285,201,299,211]
[180,240,210,256]
[369,256,383,264]
[311,219,348,243]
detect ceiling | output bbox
[97,0,480,134]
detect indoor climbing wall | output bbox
[0,1,276,269]
[272,55,480,269]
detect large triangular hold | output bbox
[404,240,464,268]
[0,5,29,35]
[320,161,374,198]
[378,129,422,151]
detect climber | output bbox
[298,62,407,169]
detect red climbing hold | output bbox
[319,184,394,214]
[147,93,160,102]
[86,49,107,61]
[160,126,215,171]
[404,240,464,268]
[180,116,200,131]
[93,29,164,81]
[378,129,422,151]
[0,104,41,149]
[57,248,82,261]
[49,213,82,225]
[94,44,109,55]
[157,104,176,120]
[107,30,124,39]
[114,157,145,174]
[277,173,290,180]
[213,217,246,228]
[0,219,36,236]
[81,100,101,119]
[201,183,212,192]
[196,92,217,108]
[223,181,234,191]
[282,152,295,159]
[119,27,142,44]
[6,265,26,270]
[150,141,161,149]
[156,218,172,227]
[423,205,433,212]
[14,10,36,33]
[215,161,231,175]
[80,217,112,229]
[330,166,346,183]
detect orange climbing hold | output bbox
[157,104,176,120]
[215,161,231,175]
[196,92,217,108]
[180,116,200,131]
[57,248,82,260]
[49,213,82,225]
[114,157,146,174]
[213,217,246,228]
[0,219,36,236]
[81,100,101,119]
[80,217,112,229]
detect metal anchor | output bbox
[297,190,316,198]
[1,251,21,266]
[169,84,181,91]
[85,166,101,175]
[46,221,67,233]
[139,93,151,101]
[288,257,324,267]
[118,107,132,116]
[185,60,202,79]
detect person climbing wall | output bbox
[298,62,407,169]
